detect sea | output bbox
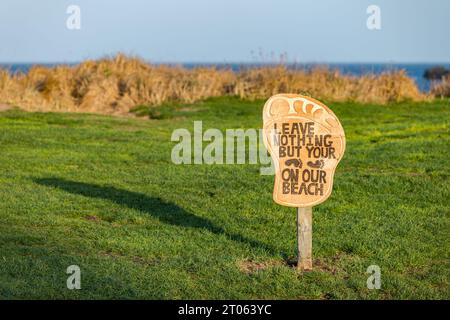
[2,63,449,92]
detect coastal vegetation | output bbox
[0,55,432,115]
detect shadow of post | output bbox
[34,177,278,255]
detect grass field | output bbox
[0,97,448,299]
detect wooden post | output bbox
[297,207,312,271]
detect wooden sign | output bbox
[262,94,346,270]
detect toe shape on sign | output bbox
[270,98,290,117]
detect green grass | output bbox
[0,97,449,299]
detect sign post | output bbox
[262,94,346,271]
[297,207,312,270]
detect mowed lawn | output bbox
[0,97,448,299]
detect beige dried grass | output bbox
[0,54,431,115]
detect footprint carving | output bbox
[285,159,302,168]
[307,160,325,169]
[262,94,346,207]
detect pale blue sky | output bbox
[0,0,449,63]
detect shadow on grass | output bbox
[34,177,279,256]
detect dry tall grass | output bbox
[431,75,450,98]
[0,54,430,115]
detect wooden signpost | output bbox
[262,94,346,271]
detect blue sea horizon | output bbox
[2,62,450,92]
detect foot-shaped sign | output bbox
[263,94,346,207]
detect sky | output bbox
[0,0,449,63]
